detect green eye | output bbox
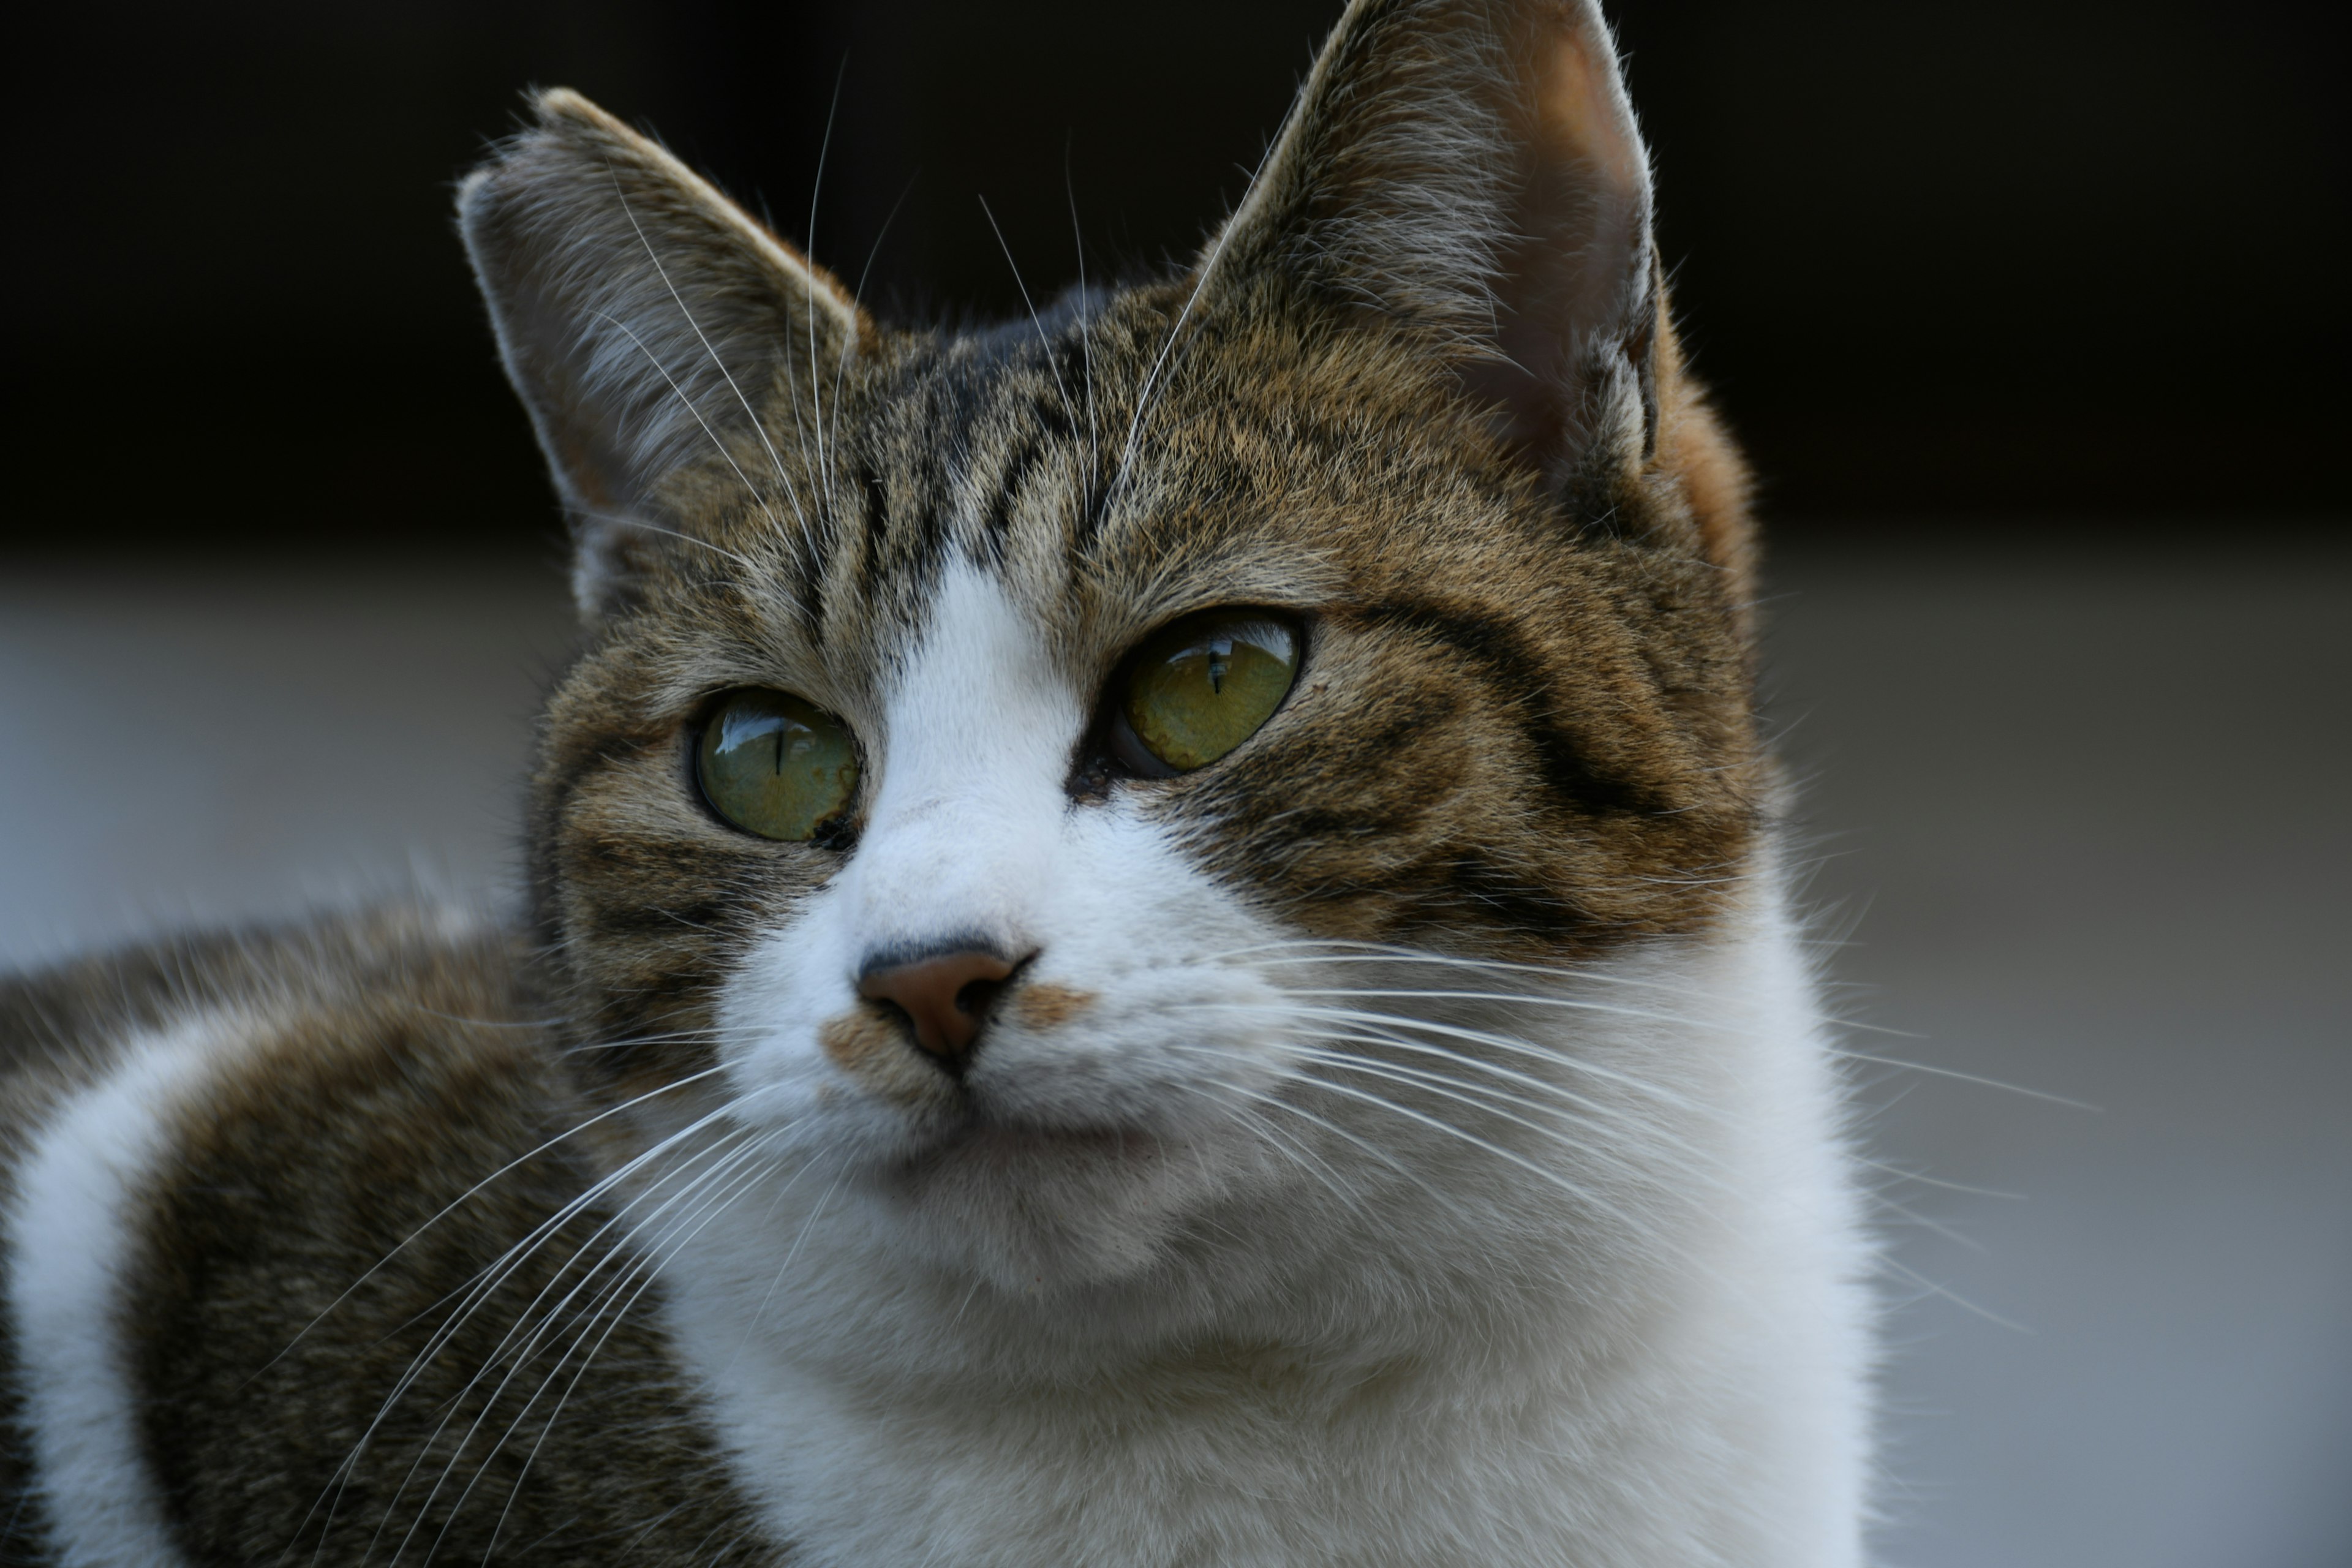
[1117,612,1300,775]
[696,688,859,841]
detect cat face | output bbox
[464,0,1762,1297]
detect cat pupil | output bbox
[1207,638,1231,695]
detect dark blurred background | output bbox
[5,0,2345,557]
[2,4,2348,1565]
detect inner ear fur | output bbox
[1208,0,1752,600]
[458,89,864,619]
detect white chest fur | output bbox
[652,892,1872,1568]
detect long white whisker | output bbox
[1171,1080,1377,1225]
[1251,1063,1640,1229]
[1856,1157,2023,1201]
[1172,998,1700,1111]
[1212,940,1928,1041]
[741,1172,842,1346]
[1063,143,1102,509]
[1264,1012,1689,1133]
[1866,1191,1985,1254]
[1274,1042,1682,1199]
[441,1135,787,1561]
[374,1129,758,1550]
[1281,984,1738,1036]
[309,1092,750,1555]
[1223,939,1739,996]
[1105,134,1280,510]
[1879,1254,2033,1334]
[257,1061,732,1389]
[1292,1028,1696,1155]
[805,59,848,509]
[1828,1049,2100,1111]
[978,193,1080,439]
[392,1128,772,1560]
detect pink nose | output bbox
[856,949,1020,1061]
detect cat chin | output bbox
[851,1111,1268,1295]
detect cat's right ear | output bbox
[459,89,863,620]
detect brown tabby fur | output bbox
[0,912,765,1559]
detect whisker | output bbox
[1289,1029,1706,1169]
[1828,1049,2101,1112]
[256,1062,733,1391]
[1242,1061,1640,1230]
[1268,1014,1695,1137]
[979,192,1082,441]
[435,1135,788,1561]
[388,1127,772,1560]
[1170,998,1702,1111]
[1105,132,1282,510]
[804,59,848,508]
[1280,984,1738,1036]
[1858,1157,2023,1201]
[1273,1042,1690,1204]
[571,505,759,576]
[1866,1191,1986,1254]
[306,1094,752,1554]
[1214,939,1929,1041]
[368,1129,757,1540]
[1063,141,1101,508]
[1879,1254,2032,1334]
[738,1172,841,1347]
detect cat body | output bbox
[1,1,1874,1562]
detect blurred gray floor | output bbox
[2,538,2347,1566]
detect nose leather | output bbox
[856,949,1019,1061]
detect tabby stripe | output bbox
[1346,599,1655,818]
[981,437,1047,565]
[1439,852,1600,932]
[542,729,667,820]
[854,459,888,607]
[586,900,730,938]
[793,512,829,639]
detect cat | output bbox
[0,0,1874,1562]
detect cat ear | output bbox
[458,89,862,618]
[1211,0,1656,485]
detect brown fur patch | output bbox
[821,1003,954,1106]
[0,908,769,1560]
[1011,982,1098,1031]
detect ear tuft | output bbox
[458,89,863,619]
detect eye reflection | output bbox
[696,689,859,842]
[1117,613,1300,775]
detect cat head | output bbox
[461,0,1763,1305]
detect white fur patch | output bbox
[4,1016,237,1567]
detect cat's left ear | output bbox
[1211,0,1658,487]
